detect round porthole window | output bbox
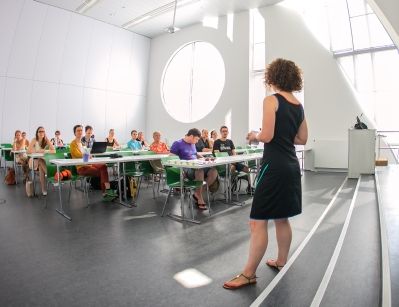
[161,41,225,123]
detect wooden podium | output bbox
[348,129,376,178]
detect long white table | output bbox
[50,154,169,221]
[162,153,263,224]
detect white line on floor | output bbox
[250,176,348,307]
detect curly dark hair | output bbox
[265,58,303,92]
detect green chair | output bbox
[214,152,249,199]
[161,156,211,218]
[43,153,78,208]
[1,144,13,171]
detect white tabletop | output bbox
[11,149,27,154]
[50,154,169,166]
[27,153,45,158]
[163,153,263,169]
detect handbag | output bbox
[4,168,16,185]
[25,180,34,197]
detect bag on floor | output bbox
[129,177,138,199]
[4,168,16,185]
[209,176,220,193]
[25,180,34,197]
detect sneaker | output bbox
[42,191,47,196]
[103,189,117,200]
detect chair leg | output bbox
[206,184,211,215]
[44,181,50,209]
[152,174,156,199]
[161,189,172,216]
[136,176,143,200]
[188,190,195,220]
[85,179,90,207]
[68,182,72,203]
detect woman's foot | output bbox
[193,194,207,210]
[223,273,257,290]
[42,191,47,196]
[266,259,285,271]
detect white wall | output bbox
[0,0,150,144]
[261,5,370,169]
[368,0,399,47]
[146,12,250,146]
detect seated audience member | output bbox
[127,130,142,150]
[213,125,252,192]
[137,131,149,147]
[209,129,218,149]
[170,128,218,210]
[12,130,29,181]
[105,129,120,148]
[27,126,56,195]
[22,131,29,147]
[149,131,169,153]
[50,130,64,148]
[148,131,169,175]
[70,125,116,200]
[81,125,95,148]
[195,129,212,153]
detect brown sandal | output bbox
[223,273,257,290]
[266,259,284,271]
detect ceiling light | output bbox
[122,0,202,29]
[75,0,100,14]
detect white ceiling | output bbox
[34,0,282,37]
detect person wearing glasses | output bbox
[50,130,64,148]
[27,126,55,196]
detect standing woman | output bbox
[27,126,56,195]
[223,58,308,289]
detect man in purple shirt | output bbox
[170,128,218,210]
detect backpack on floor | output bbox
[4,168,16,185]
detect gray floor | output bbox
[0,171,369,307]
[376,165,399,307]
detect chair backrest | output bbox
[43,153,66,178]
[1,143,12,148]
[56,147,69,154]
[214,152,229,158]
[160,156,180,185]
[4,149,13,161]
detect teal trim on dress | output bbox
[255,163,269,189]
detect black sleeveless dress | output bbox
[250,93,305,220]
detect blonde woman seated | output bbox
[13,130,29,182]
[209,129,218,149]
[27,126,55,195]
[105,129,120,149]
[137,131,149,148]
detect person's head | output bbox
[210,130,217,140]
[55,130,61,138]
[73,125,83,139]
[138,131,144,140]
[201,129,209,139]
[153,131,161,142]
[264,58,303,93]
[185,128,201,144]
[22,132,27,139]
[14,130,22,140]
[35,126,47,148]
[131,130,138,140]
[85,125,93,138]
[109,129,114,137]
[220,126,229,139]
